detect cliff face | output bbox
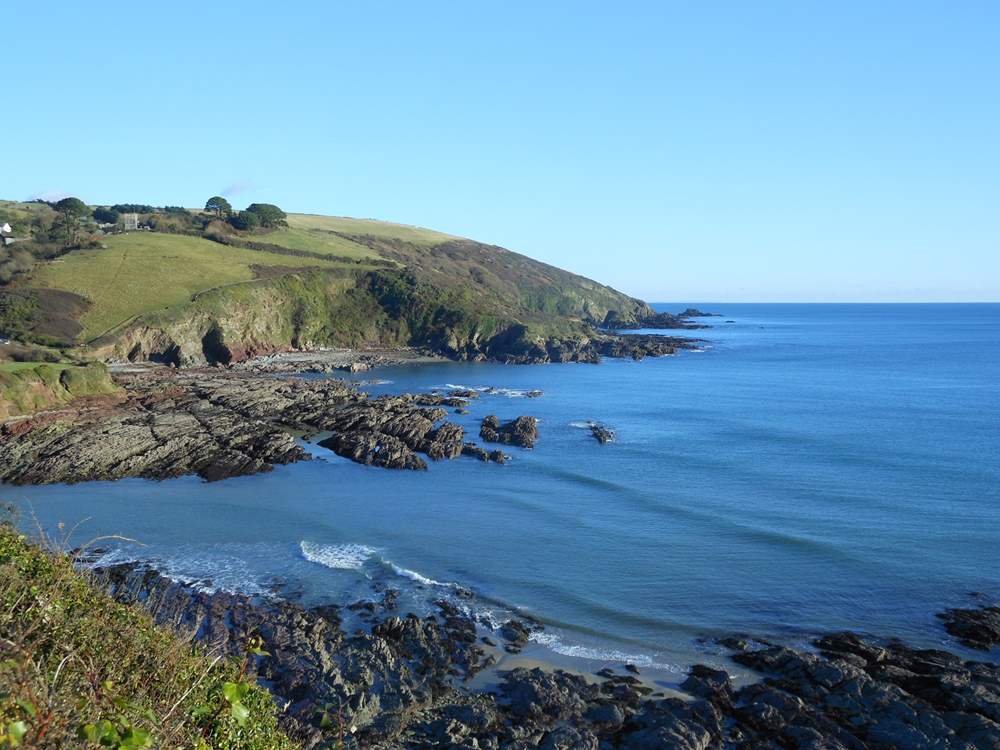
[0,362,118,419]
[100,268,642,367]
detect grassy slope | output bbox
[29,233,346,341]
[257,226,381,259]
[0,362,118,418]
[285,213,454,245]
[0,524,294,749]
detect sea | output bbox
[7,303,1000,681]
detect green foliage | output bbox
[0,525,296,750]
[245,204,287,228]
[54,197,89,217]
[92,207,120,224]
[109,204,155,214]
[205,196,232,218]
[0,362,117,418]
[228,211,260,231]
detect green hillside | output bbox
[0,200,654,365]
[30,233,353,341]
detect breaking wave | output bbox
[528,631,682,673]
[300,541,377,570]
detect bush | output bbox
[0,524,296,750]
[227,211,260,231]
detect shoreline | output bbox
[73,551,1000,748]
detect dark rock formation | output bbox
[480,415,539,448]
[939,606,1000,650]
[0,370,467,483]
[603,309,710,331]
[590,423,616,443]
[677,308,720,318]
[461,442,509,463]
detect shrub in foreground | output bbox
[0,524,295,749]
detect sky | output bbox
[5,1,998,302]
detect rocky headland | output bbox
[0,367,527,483]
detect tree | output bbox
[92,207,120,224]
[54,197,89,217]
[228,211,260,231]
[245,203,287,228]
[205,196,232,218]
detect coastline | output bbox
[5,309,1000,747]
[71,550,1000,749]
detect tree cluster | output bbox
[203,197,287,232]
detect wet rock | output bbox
[480,415,539,448]
[420,422,465,459]
[938,606,1000,650]
[500,619,532,653]
[461,442,509,463]
[680,665,732,701]
[448,389,479,399]
[590,423,616,443]
[319,431,427,470]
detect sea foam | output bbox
[528,631,681,673]
[300,541,377,570]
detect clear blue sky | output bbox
[5,2,998,301]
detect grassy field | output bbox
[286,213,455,245]
[259,226,381,259]
[29,233,345,340]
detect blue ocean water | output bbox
[7,304,1000,675]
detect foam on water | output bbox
[442,383,537,398]
[387,561,448,587]
[300,541,377,570]
[528,631,682,673]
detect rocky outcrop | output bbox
[603,308,712,331]
[590,423,616,444]
[0,381,306,484]
[480,415,539,449]
[91,564,1000,750]
[0,370,470,483]
[461,442,509,463]
[939,606,1000,650]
